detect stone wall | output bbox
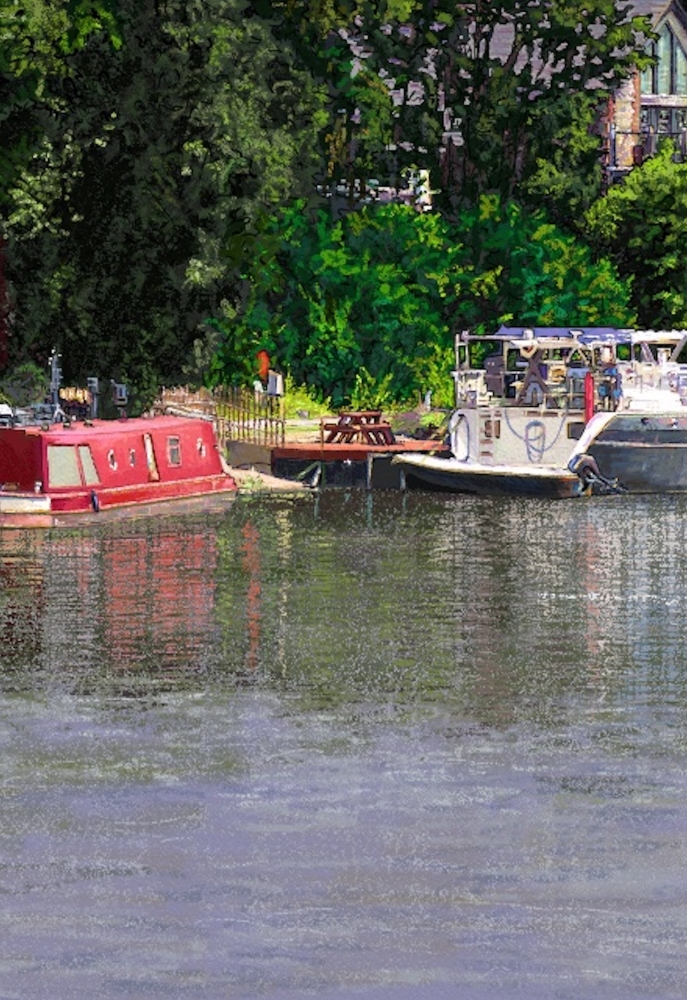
[612,74,641,170]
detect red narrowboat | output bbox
[0,414,237,527]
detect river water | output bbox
[1,489,687,1000]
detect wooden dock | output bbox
[272,438,448,489]
[225,409,450,489]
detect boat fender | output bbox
[305,463,322,489]
[90,490,100,513]
[448,411,470,461]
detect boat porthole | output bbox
[129,448,136,467]
[108,449,117,470]
[197,438,206,458]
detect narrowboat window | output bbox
[108,449,117,470]
[47,445,81,487]
[197,437,206,458]
[129,448,136,467]
[144,433,160,481]
[78,445,99,485]
[167,436,181,466]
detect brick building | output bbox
[607,0,687,180]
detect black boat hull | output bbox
[587,414,687,492]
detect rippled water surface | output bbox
[2,490,687,999]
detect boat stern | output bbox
[0,490,55,527]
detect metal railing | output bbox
[606,129,687,174]
[154,385,285,450]
[214,385,285,449]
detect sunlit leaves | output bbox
[212,197,633,405]
[584,142,687,328]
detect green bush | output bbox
[282,376,332,419]
[349,368,396,411]
[210,197,634,407]
[583,142,687,330]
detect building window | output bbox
[640,105,687,136]
[642,24,687,96]
[167,436,181,466]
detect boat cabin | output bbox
[0,414,233,516]
[453,326,687,413]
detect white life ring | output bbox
[448,411,470,461]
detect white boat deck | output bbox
[393,453,575,479]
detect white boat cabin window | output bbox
[47,445,82,487]
[108,449,117,470]
[129,448,136,467]
[78,445,100,485]
[167,436,181,466]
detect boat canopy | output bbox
[489,326,687,348]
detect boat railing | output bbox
[452,369,493,407]
[453,363,587,410]
[617,360,687,407]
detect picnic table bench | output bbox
[320,411,396,446]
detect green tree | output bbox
[247,0,415,200]
[455,195,636,332]
[0,0,121,203]
[584,141,687,329]
[212,197,634,406]
[348,0,653,215]
[3,0,326,400]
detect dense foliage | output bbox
[2,0,326,400]
[0,0,674,408]
[584,142,687,330]
[326,0,653,216]
[210,198,635,406]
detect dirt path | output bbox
[229,466,307,493]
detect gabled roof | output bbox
[629,0,675,21]
[484,2,679,71]
[484,1,687,88]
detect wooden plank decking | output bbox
[273,438,448,462]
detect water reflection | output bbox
[2,493,687,998]
[2,492,687,725]
[0,515,223,696]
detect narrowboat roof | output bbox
[15,415,212,440]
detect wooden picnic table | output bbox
[336,410,383,424]
[320,411,395,446]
